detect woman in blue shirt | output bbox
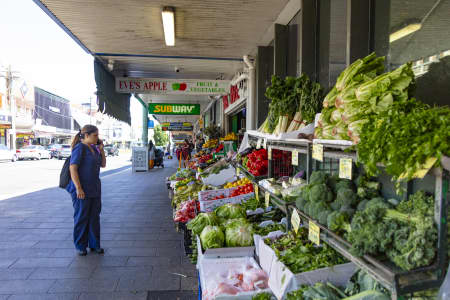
[67,125,106,256]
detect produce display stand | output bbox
[256,137,449,299]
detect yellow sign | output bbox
[292,150,299,166]
[254,184,259,201]
[309,221,320,245]
[236,167,240,176]
[312,144,324,162]
[265,191,270,208]
[268,147,272,160]
[291,209,301,234]
[399,157,438,180]
[339,158,353,180]
[199,118,204,129]
[263,138,267,149]
[256,139,262,149]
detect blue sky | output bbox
[0,0,96,103]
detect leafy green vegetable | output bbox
[335,188,358,208]
[327,211,351,233]
[200,225,224,249]
[187,213,219,235]
[214,204,246,220]
[225,222,253,247]
[252,292,275,300]
[309,183,334,203]
[302,282,343,300]
[342,290,390,300]
[253,223,286,236]
[345,269,389,297]
[310,171,329,185]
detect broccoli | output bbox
[318,210,331,225]
[356,199,369,211]
[304,202,313,217]
[340,205,356,218]
[330,201,341,211]
[309,183,334,203]
[296,197,307,210]
[335,188,357,207]
[327,211,351,233]
[300,185,311,202]
[327,174,340,193]
[309,171,329,185]
[365,197,391,210]
[334,179,355,194]
[311,201,331,220]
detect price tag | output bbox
[263,138,267,149]
[256,139,262,149]
[291,150,299,166]
[236,167,240,176]
[254,184,259,201]
[268,147,272,160]
[265,191,270,208]
[291,209,301,234]
[308,220,320,245]
[339,158,353,180]
[312,144,324,162]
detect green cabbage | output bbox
[187,212,219,235]
[200,225,225,249]
[214,204,246,220]
[225,222,254,247]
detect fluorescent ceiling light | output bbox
[162,7,175,46]
[390,23,422,43]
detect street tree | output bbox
[153,125,169,146]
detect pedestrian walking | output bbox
[67,125,106,256]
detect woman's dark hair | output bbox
[71,124,98,149]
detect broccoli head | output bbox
[296,197,307,210]
[356,199,369,211]
[365,197,391,210]
[330,201,341,211]
[335,188,357,207]
[309,171,329,185]
[311,201,331,220]
[309,183,334,203]
[318,210,331,225]
[334,179,355,194]
[340,206,356,218]
[327,211,351,233]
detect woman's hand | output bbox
[76,188,85,199]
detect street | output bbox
[0,153,132,201]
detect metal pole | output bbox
[6,66,17,152]
[134,94,148,146]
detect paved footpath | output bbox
[0,158,197,300]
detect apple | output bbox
[172,83,180,90]
[179,83,187,91]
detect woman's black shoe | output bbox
[89,248,104,254]
[78,250,88,256]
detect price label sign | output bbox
[265,191,270,208]
[254,184,259,201]
[339,158,353,180]
[312,144,324,162]
[268,147,272,160]
[308,220,321,245]
[291,150,299,166]
[291,209,301,234]
[263,138,267,149]
[236,167,240,176]
[256,139,262,149]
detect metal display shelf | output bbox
[257,184,292,215]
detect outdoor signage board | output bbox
[161,122,193,131]
[148,103,200,115]
[116,77,230,95]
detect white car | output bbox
[58,144,72,160]
[17,145,51,160]
[0,145,17,162]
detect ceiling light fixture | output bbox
[389,23,422,43]
[162,6,175,46]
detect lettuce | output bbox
[200,225,225,249]
[225,222,254,247]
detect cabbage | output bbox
[214,204,246,220]
[225,222,254,247]
[200,225,224,249]
[187,212,219,235]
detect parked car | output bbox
[47,144,63,159]
[16,145,51,160]
[104,144,119,156]
[58,144,72,160]
[0,145,17,162]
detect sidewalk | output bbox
[0,158,197,300]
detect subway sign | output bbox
[148,103,201,115]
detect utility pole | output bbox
[0,65,20,151]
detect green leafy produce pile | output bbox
[264,230,346,274]
[240,197,264,211]
[172,182,203,208]
[187,233,198,264]
[347,191,437,271]
[259,74,323,134]
[251,292,275,300]
[252,222,286,236]
[356,98,450,187]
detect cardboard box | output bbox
[197,236,255,262]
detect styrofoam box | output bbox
[198,256,272,300]
[256,238,356,300]
[197,236,255,262]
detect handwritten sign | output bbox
[312,144,324,162]
[265,191,270,208]
[236,167,240,176]
[309,220,320,245]
[291,209,301,234]
[292,150,299,166]
[256,139,262,149]
[254,184,259,201]
[268,147,272,160]
[263,138,267,149]
[339,158,353,180]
